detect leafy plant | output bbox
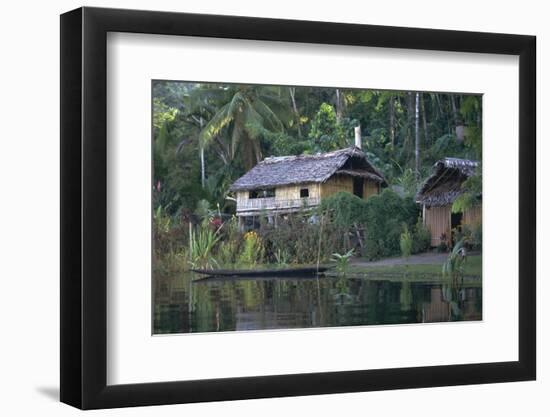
[362,189,419,260]
[412,217,431,254]
[153,249,190,282]
[452,171,482,213]
[318,191,368,228]
[196,85,289,169]
[274,248,290,267]
[331,249,355,276]
[258,213,343,265]
[471,223,482,250]
[400,225,413,259]
[238,231,264,266]
[217,240,239,266]
[189,221,222,270]
[194,199,211,220]
[154,205,171,234]
[442,239,467,280]
[308,103,345,152]
[395,167,418,196]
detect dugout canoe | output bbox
[191,266,329,278]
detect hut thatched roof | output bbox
[416,157,479,207]
[230,146,387,191]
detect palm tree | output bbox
[193,84,289,169]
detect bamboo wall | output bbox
[275,183,321,200]
[424,205,451,247]
[463,204,482,226]
[363,180,379,200]
[236,183,320,203]
[319,174,379,200]
[236,175,380,215]
[424,203,482,247]
[319,175,353,198]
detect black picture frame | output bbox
[60,6,536,410]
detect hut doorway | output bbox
[451,211,463,244]
[353,177,364,198]
[451,211,463,230]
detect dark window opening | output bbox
[353,177,364,198]
[249,188,275,199]
[300,188,309,198]
[451,211,464,246]
[451,211,463,230]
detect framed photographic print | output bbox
[60,6,536,409]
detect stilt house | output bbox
[416,157,481,247]
[229,146,387,226]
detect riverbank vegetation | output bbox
[153,82,483,279]
[154,188,460,281]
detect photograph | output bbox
[152,81,483,334]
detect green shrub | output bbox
[443,239,467,279]
[238,231,264,266]
[153,205,189,255]
[318,192,374,257]
[412,217,431,254]
[274,248,290,266]
[153,249,189,281]
[318,191,368,227]
[217,240,239,266]
[331,249,355,275]
[363,189,419,260]
[259,214,345,265]
[189,221,221,270]
[471,223,482,250]
[400,225,413,259]
[436,240,448,253]
[194,199,211,220]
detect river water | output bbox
[154,273,482,334]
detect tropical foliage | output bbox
[152,82,483,274]
[442,239,468,280]
[331,249,355,276]
[153,82,482,217]
[400,226,413,259]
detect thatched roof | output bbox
[416,157,479,207]
[230,147,387,192]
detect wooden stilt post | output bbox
[238,216,244,231]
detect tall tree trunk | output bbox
[200,147,205,188]
[415,92,420,180]
[335,89,342,123]
[405,92,414,157]
[421,93,429,145]
[199,115,205,188]
[389,94,395,147]
[289,87,302,138]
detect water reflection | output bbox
[154,274,482,334]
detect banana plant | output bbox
[331,248,355,276]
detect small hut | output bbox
[416,157,481,247]
[230,146,387,226]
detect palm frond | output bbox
[187,86,234,113]
[199,103,233,146]
[230,123,244,159]
[257,94,293,125]
[254,100,285,131]
[242,104,266,140]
